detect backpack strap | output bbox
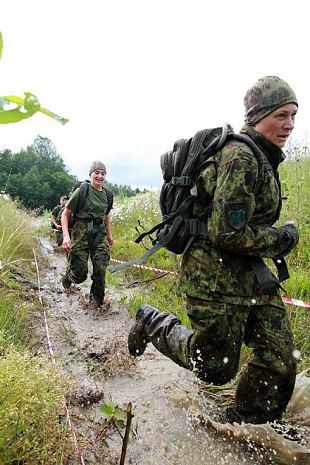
[76,180,90,214]
[104,187,113,215]
[109,216,185,272]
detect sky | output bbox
[1,0,309,189]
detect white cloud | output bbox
[1,0,309,187]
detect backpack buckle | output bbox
[189,219,208,236]
[172,176,192,187]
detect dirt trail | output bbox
[33,237,310,465]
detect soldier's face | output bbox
[90,169,106,190]
[254,103,298,148]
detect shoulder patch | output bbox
[227,209,246,230]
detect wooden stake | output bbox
[119,402,134,465]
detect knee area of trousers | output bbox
[69,272,87,284]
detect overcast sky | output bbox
[1,0,309,188]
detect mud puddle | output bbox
[33,236,310,465]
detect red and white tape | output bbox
[110,258,177,275]
[110,258,310,308]
[33,249,85,465]
[283,296,310,308]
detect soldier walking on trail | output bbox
[51,195,68,233]
[61,161,114,308]
[128,76,300,425]
[52,196,70,246]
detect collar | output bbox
[240,124,285,170]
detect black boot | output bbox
[62,274,72,289]
[128,304,157,356]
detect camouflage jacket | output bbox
[180,125,298,305]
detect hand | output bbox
[57,224,62,229]
[62,236,72,252]
[107,236,114,247]
[284,220,295,225]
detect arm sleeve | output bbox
[207,147,296,258]
[65,189,80,214]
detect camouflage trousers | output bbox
[144,296,297,423]
[65,237,109,306]
[55,230,63,246]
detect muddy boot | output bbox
[62,274,72,290]
[89,291,103,309]
[128,305,193,369]
[128,304,156,356]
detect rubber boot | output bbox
[128,304,193,369]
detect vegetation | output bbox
[0,31,72,463]
[108,148,310,371]
[0,137,146,212]
[0,349,72,464]
[0,194,73,463]
[0,136,77,210]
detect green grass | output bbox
[0,348,72,465]
[0,194,73,462]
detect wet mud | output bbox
[33,237,310,465]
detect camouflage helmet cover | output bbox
[244,76,298,125]
[89,160,107,176]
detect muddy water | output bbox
[35,237,310,465]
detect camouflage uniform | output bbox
[129,77,299,424]
[63,184,111,306]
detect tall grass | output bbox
[0,349,72,465]
[109,152,310,370]
[0,194,73,462]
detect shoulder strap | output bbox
[232,133,263,173]
[104,187,113,215]
[76,180,89,214]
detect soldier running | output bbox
[61,161,114,308]
[128,76,299,425]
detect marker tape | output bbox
[283,296,310,308]
[110,258,310,308]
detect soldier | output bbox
[53,196,70,246]
[61,161,114,308]
[50,195,67,232]
[128,76,299,425]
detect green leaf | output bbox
[99,403,115,417]
[0,31,3,60]
[99,402,127,423]
[0,92,68,125]
[115,419,125,429]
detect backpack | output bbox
[70,180,113,218]
[109,124,264,273]
[55,205,76,231]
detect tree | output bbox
[0,138,76,210]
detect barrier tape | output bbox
[32,249,86,465]
[283,296,310,308]
[110,258,310,308]
[110,258,177,275]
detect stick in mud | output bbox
[119,402,134,465]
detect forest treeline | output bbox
[0,135,144,210]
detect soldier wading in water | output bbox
[61,161,114,308]
[129,76,300,425]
